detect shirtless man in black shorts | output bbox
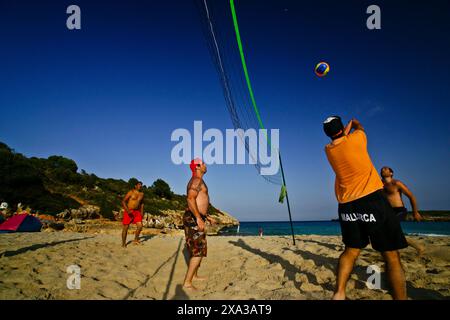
[381,166,425,255]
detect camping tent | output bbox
[0,214,42,233]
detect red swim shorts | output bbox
[122,208,143,225]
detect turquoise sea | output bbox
[219,221,450,236]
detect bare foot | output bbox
[193,275,208,281]
[416,246,425,256]
[183,283,199,291]
[133,240,143,245]
[332,292,346,300]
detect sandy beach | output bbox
[0,231,449,300]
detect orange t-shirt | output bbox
[325,130,383,204]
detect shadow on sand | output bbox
[299,238,344,251]
[230,238,446,300]
[162,238,183,299]
[125,234,155,246]
[284,244,448,300]
[229,238,334,293]
[172,284,190,300]
[123,237,184,300]
[1,236,95,258]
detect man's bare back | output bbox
[187,177,209,215]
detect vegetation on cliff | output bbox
[0,142,236,224]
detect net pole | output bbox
[279,151,296,245]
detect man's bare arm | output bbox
[187,178,205,231]
[140,203,144,215]
[350,118,364,132]
[344,120,353,135]
[206,215,216,225]
[187,189,201,218]
[397,181,422,221]
[122,191,132,214]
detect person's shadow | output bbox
[282,245,448,300]
[230,239,446,299]
[140,235,155,243]
[229,238,334,292]
[125,235,155,246]
[172,284,190,300]
[162,238,184,300]
[1,236,95,258]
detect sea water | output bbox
[219,221,450,236]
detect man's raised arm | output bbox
[350,118,364,132]
[344,119,353,135]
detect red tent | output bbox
[0,214,42,233]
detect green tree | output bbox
[0,142,80,214]
[47,156,78,173]
[0,142,13,152]
[128,177,140,188]
[151,179,173,199]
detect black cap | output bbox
[323,116,344,138]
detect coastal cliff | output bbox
[0,141,239,232]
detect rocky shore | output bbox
[35,205,239,236]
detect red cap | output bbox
[190,158,203,176]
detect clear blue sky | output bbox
[1,0,449,221]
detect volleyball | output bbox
[314,62,330,77]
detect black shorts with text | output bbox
[338,190,408,252]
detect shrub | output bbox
[151,179,173,199]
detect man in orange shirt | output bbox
[323,116,408,300]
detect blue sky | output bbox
[1,0,449,221]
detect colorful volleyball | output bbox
[314,62,330,77]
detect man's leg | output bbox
[183,256,203,290]
[406,237,425,256]
[194,260,201,277]
[332,247,360,300]
[382,250,407,300]
[134,222,143,244]
[122,224,129,247]
[193,260,207,281]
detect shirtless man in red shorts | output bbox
[121,181,144,248]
